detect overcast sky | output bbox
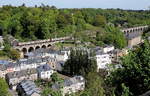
[0,0,150,10]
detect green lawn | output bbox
[54,42,75,49]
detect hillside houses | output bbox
[52,76,85,96]
[0,56,56,78]
[0,45,127,96]
[25,48,70,62]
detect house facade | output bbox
[25,48,70,62]
[102,45,115,53]
[37,64,54,79]
[96,52,112,70]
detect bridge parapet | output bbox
[14,36,71,54]
[17,36,71,46]
[121,25,148,33]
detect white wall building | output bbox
[102,45,115,53]
[96,51,112,70]
[37,64,54,79]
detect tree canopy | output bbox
[63,48,97,76]
[0,5,149,43]
[107,40,150,96]
[0,78,10,96]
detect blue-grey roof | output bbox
[6,68,37,79]
[0,60,9,65]
[52,76,85,90]
[19,80,41,96]
[37,64,52,72]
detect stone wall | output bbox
[128,36,142,48]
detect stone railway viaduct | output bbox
[13,36,71,54]
[13,25,149,54]
[121,26,148,37]
[121,25,148,48]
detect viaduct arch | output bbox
[14,36,71,54]
[121,26,148,37]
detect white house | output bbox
[52,76,85,96]
[102,45,115,53]
[37,64,54,79]
[96,51,112,70]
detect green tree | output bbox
[63,48,105,96]
[85,72,105,96]
[107,40,150,96]
[93,15,106,27]
[104,25,127,49]
[42,87,62,96]
[9,49,20,60]
[51,73,63,83]
[63,48,97,76]
[121,83,131,96]
[0,78,10,96]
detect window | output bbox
[47,72,49,74]
[42,72,45,75]
[81,84,84,88]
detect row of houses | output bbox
[25,48,70,62]
[0,56,57,78]
[24,45,126,70]
[1,48,84,96]
[6,68,38,90]
[5,64,85,96]
[5,64,55,90]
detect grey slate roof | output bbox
[19,80,41,96]
[6,68,37,79]
[25,48,70,58]
[0,60,9,65]
[37,64,52,72]
[64,76,84,86]
[0,56,56,73]
[52,76,84,90]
